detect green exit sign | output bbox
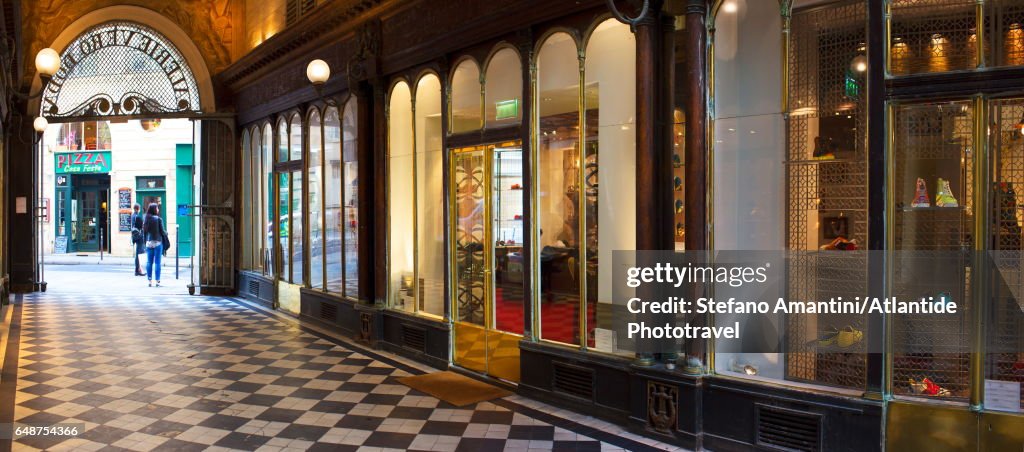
[495,99,519,120]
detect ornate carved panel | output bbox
[646,381,679,435]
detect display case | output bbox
[890,100,974,402]
[782,1,869,391]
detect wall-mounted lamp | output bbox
[306,59,337,106]
[33,116,48,134]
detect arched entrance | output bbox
[25,8,235,295]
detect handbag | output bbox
[161,219,171,253]
[131,228,143,244]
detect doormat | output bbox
[398,371,512,407]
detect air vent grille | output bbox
[552,362,594,401]
[248,280,259,297]
[402,325,426,352]
[319,302,337,322]
[756,404,822,452]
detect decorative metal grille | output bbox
[890,0,980,75]
[784,1,869,390]
[987,0,1024,67]
[891,101,974,401]
[987,98,1024,410]
[41,21,202,118]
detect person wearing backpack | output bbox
[130,203,145,276]
[142,203,167,287]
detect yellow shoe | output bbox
[836,326,863,348]
[935,178,958,207]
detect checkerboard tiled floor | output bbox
[8,291,680,451]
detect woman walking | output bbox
[142,203,165,287]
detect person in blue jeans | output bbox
[142,203,165,287]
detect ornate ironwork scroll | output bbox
[40,21,202,118]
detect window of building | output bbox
[56,121,112,151]
[262,123,274,276]
[388,75,444,317]
[531,20,637,352]
[484,48,522,128]
[289,114,304,285]
[324,106,343,294]
[450,59,482,133]
[308,108,324,289]
[416,74,445,317]
[389,81,416,312]
[536,31,582,345]
[242,130,253,269]
[342,99,359,297]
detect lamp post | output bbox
[33,116,48,291]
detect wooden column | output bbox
[683,0,707,253]
[636,6,672,252]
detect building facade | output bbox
[1,0,1023,450]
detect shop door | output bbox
[75,190,100,251]
[451,141,524,382]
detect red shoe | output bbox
[922,378,951,396]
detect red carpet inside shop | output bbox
[494,288,596,345]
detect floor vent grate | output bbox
[402,325,426,352]
[319,302,337,322]
[248,280,259,297]
[552,362,594,401]
[756,404,822,452]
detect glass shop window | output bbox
[415,74,445,317]
[484,48,522,128]
[450,60,482,133]
[891,100,974,403]
[889,0,978,75]
[242,130,253,270]
[537,32,583,345]
[986,97,1024,413]
[388,81,416,313]
[325,106,344,294]
[342,99,360,297]
[713,0,785,379]
[533,21,636,353]
[308,109,324,290]
[583,19,636,353]
[250,127,263,271]
[262,123,275,276]
[785,1,870,390]
[712,0,870,390]
[290,114,304,285]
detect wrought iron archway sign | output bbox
[40,21,202,118]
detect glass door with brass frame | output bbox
[451,141,524,382]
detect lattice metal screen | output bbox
[784,1,868,390]
[890,0,980,75]
[41,21,202,118]
[988,98,1024,410]
[891,101,974,401]
[987,0,1024,67]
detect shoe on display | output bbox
[908,378,927,394]
[672,153,683,168]
[922,378,951,396]
[911,177,930,207]
[836,326,863,348]
[811,326,840,347]
[674,176,682,191]
[812,136,836,160]
[935,178,958,207]
[676,223,685,238]
[728,358,758,376]
[675,199,684,214]
[820,237,858,251]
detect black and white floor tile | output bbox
[7,291,682,451]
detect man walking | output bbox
[130,203,145,276]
